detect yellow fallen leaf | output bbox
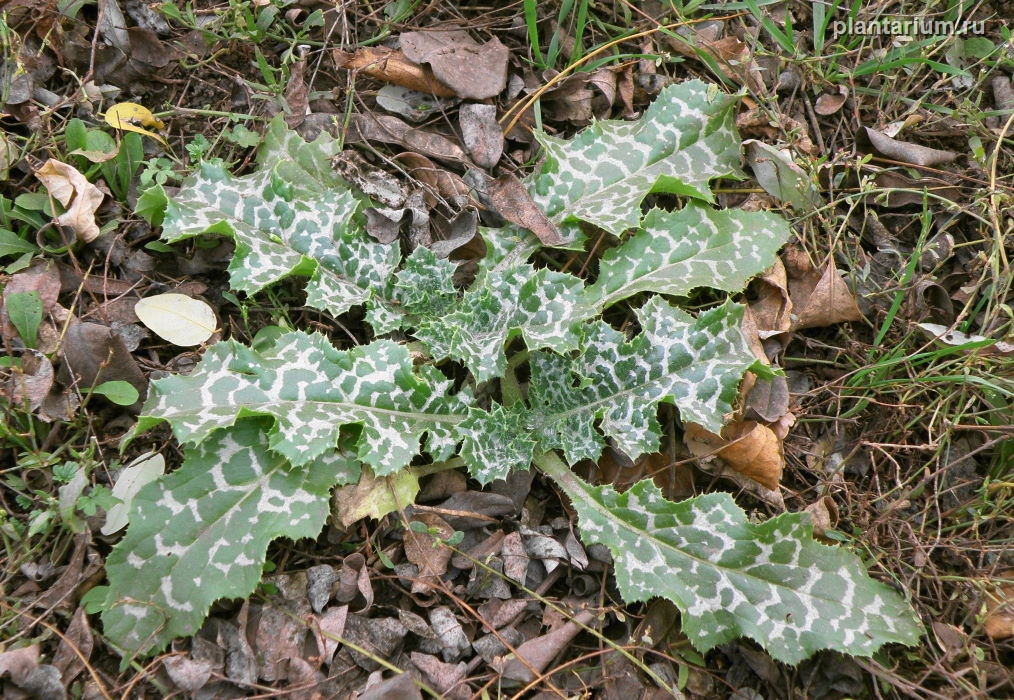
[34,159,105,243]
[134,293,217,346]
[103,102,167,146]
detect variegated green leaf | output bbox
[102,419,357,658]
[531,80,742,245]
[394,247,459,315]
[162,117,398,318]
[413,264,591,382]
[458,403,536,484]
[459,297,755,480]
[589,204,791,308]
[137,331,468,472]
[539,455,923,664]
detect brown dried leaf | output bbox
[348,113,466,163]
[404,512,455,594]
[803,496,839,539]
[358,671,422,700]
[859,126,957,166]
[334,47,456,97]
[744,374,790,424]
[737,107,817,155]
[394,152,470,204]
[814,90,846,115]
[0,645,40,684]
[52,607,94,685]
[56,318,147,403]
[163,655,213,693]
[684,420,784,491]
[283,58,309,128]
[488,173,563,245]
[400,28,508,100]
[5,260,61,313]
[6,350,54,412]
[983,572,1014,640]
[253,574,312,682]
[493,609,597,682]
[409,653,468,699]
[335,553,374,613]
[458,103,503,169]
[784,250,864,330]
[314,605,348,667]
[34,159,104,243]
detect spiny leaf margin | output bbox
[161,117,398,319]
[102,419,357,658]
[459,297,756,481]
[540,454,923,664]
[136,330,468,473]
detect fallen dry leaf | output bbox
[51,607,94,687]
[783,250,864,330]
[335,47,456,97]
[488,173,563,245]
[404,512,455,594]
[400,28,508,100]
[868,169,964,207]
[313,605,348,667]
[348,113,466,163]
[859,126,957,167]
[2,260,62,352]
[57,318,148,404]
[103,101,167,145]
[359,670,422,700]
[163,655,214,693]
[332,466,421,527]
[0,644,64,697]
[493,609,598,682]
[34,159,105,243]
[744,375,790,424]
[737,107,817,155]
[6,350,54,412]
[982,571,1014,640]
[814,89,847,115]
[283,57,309,128]
[803,496,839,539]
[335,553,374,613]
[394,152,470,205]
[684,420,784,491]
[458,103,503,169]
[748,258,793,339]
[376,83,457,122]
[134,293,217,347]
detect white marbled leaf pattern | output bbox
[102,419,357,658]
[136,331,469,472]
[558,473,923,664]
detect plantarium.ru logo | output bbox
[832,17,985,37]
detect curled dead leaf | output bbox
[684,420,784,491]
[334,47,456,97]
[487,173,563,246]
[814,89,847,116]
[783,247,864,330]
[859,126,957,167]
[34,159,105,243]
[803,496,839,539]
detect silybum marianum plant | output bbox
[102,81,923,664]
